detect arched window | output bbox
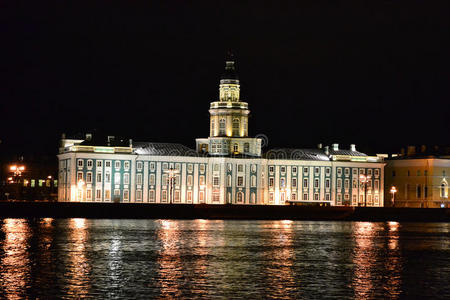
[232,119,240,136]
[233,143,239,153]
[237,192,244,203]
[441,181,448,198]
[219,119,226,136]
[210,119,215,136]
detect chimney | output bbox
[421,145,426,153]
[85,133,92,141]
[350,144,356,152]
[407,145,416,156]
[324,146,330,156]
[317,143,322,149]
[332,143,339,151]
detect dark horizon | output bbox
[1,1,449,158]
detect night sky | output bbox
[1,1,449,158]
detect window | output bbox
[233,143,239,153]
[212,192,220,203]
[280,178,286,188]
[214,164,220,172]
[360,169,365,175]
[244,143,249,152]
[87,160,93,168]
[303,178,308,188]
[337,168,342,176]
[374,169,379,177]
[77,172,83,181]
[237,192,244,203]
[237,176,244,187]
[124,161,130,170]
[367,169,372,176]
[150,162,155,171]
[219,118,226,135]
[326,167,331,176]
[77,159,84,168]
[344,179,349,189]
[199,191,204,202]
[251,164,257,173]
[136,174,142,185]
[353,168,358,176]
[162,190,167,202]
[280,192,285,202]
[269,177,274,188]
[97,160,102,168]
[345,168,350,176]
[124,173,129,185]
[269,166,274,173]
[303,167,308,176]
[114,173,120,184]
[352,194,357,205]
[303,193,308,200]
[291,193,297,200]
[292,178,297,188]
[162,174,168,185]
[149,174,155,186]
[251,175,256,187]
[238,164,244,172]
[115,161,121,169]
[374,180,379,190]
[187,191,192,202]
[441,183,448,198]
[199,176,205,186]
[416,185,421,198]
[105,190,111,201]
[337,179,342,189]
[314,178,319,188]
[187,175,193,186]
[105,161,111,168]
[281,166,286,173]
[227,175,232,186]
[86,189,92,201]
[105,171,111,183]
[213,176,220,186]
[174,191,180,202]
[325,193,331,201]
[114,189,120,197]
[210,119,215,135]
[149,190,155,202]
[96,189,102,200]
[232,119,240,136]
[325,178,330,189]
[136,190,142,201]
[315,167,320,175]
[344,194,350,201]
[199,164,205,173]
[292,167,297,174]
[424,185,428,198]
[269,192,274,203]
[353,179,358,188]
[137,162,143,171]
[86,172,93,183]
[96,172,102,183]
[336,194,342,203]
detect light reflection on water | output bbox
[0,219,449,299]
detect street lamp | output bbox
[9,164,25,182]
[390,186,397,207]
[359,174,371,207]
[164,167,179,204]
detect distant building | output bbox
[384,146,450,208]
[57,56,385,206]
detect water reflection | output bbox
[0,219,31,300]
[352,222,377,299]
[264,220,296,298]
[157,219,182,298]
[66,218,90,298]
[385,221,402,298]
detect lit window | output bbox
[199,176,205,186]
[269,192,274,203]
[162,190,167,202]
[232,119,240,136]
[86,189,92,201]
[115,173,121,184]
[105,190,111,201]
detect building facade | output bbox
[57,57,385,206]
[384,146,450,208]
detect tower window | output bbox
[219,119,226,136]
[232,119,240,136]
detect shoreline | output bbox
[0,202,449,222]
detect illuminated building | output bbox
[384,145,450,208]
[57,56,385,206]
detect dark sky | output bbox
[1,1,449,157]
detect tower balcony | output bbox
[210,101,248,110]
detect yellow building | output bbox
[384,146,450,208]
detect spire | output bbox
[221,50,239,80]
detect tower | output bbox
[196,54,262,157]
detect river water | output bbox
[0,219,449,299]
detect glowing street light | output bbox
[359,174,371,207]
[390,186,397,207]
